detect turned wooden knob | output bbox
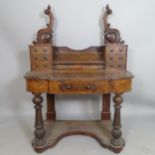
[65,84,72,89]
[85,85,96,90]
[59,84,72,90]
[85,85,91,89]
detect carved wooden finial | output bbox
[106,5,112,16]
[103,5,124,44]
[33,5,54,45]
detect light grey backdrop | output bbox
[0,0,155,119]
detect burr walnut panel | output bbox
[26,78,132,94]
[49,80,110,94]
[26,80,48,93]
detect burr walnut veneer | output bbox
[24,5,133,153]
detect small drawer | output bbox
[59,83,96,91]
[104,44,127,70]
[49,81,110,94]
[30,45,53,71]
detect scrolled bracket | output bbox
[33,5,54,45]
[103,5,124,44]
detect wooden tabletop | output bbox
[24,69,133,81]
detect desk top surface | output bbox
[25,69,133,81]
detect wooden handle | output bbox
[59,84,73,91]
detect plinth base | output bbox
[32,120,125,153]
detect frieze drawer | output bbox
[49,81,110,94]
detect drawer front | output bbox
[30,45,53,71]
[104,44,127,70]
[49,81,110,94]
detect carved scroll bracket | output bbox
[103,5,124,44]
[33,5,54,45]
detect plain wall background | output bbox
[0,0,155,119]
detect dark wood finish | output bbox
[101,94,111,120]
[32,93,46,146]
[46,94,56,121]
[24,5,134,154]
[103,5,124,44]
[111,93,124,151]
[33,5,54,45]
[33,120,124,153]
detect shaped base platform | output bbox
[32,120,125,153]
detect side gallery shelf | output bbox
[24,5,133,153]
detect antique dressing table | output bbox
[24,5,133,153]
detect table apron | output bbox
[26,79,132,94]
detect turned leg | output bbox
[111,93,124,148]
[32,93,46,146]
[46,93,56,121]
[101,94,111,120]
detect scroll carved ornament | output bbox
[33,5,54,45]
[103,5,124,44]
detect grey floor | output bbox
[0,113,155,155]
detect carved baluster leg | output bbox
[101,94,111,120]
[46,93,56,121]
[111,93,124,148]
[32,93,46,146]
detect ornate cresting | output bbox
[33,5,54,44]
[103,5,124,44]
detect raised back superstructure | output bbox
[30,5,127,72]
